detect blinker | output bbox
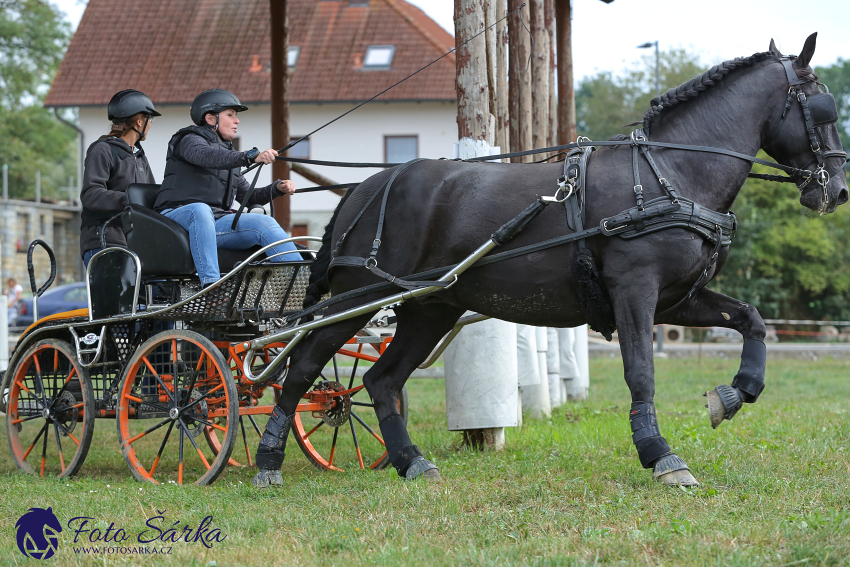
[808,92,838,126]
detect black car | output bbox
[12,282,88,328]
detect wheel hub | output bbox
[41,408,51,420]
[313,381,351,427]
[177,388,207,437]
[51,391,80,435]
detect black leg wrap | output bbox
[731,339,766,403]
[255,406,293,470]
[630,402,671,468]
[379,414,421,477]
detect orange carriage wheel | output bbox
[116,330,238,486]
[6,339,95,478]
[292,334,409,472]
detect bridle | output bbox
[766,56,847,209]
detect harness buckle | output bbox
[633,184,643,194]
[365,257,378,269]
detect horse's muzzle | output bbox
[799,175,848,214]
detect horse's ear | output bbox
[795,32,817,68]
[768,39,782,57]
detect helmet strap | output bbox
[130,115,150,145]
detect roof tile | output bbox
[45,0,457,107]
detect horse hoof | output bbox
[704,385,743,429]
[251,468,284,488]
[653,454,700,487]
[404,457,440,481]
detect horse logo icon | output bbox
[15,507,62,559]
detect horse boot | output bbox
[251,406,292,488]
[705,339,766,429]
[379,414,440,481]
[630,402,700,487]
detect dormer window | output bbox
[288,46,301,68]
[363,45,395,69]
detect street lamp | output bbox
[638,40,660,99]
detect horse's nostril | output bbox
[838,188,850,206]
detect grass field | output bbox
[2,356,849,566]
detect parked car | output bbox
[12,282,88,327]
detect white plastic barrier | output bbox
[547,328,563,408]
[563,325,589,400]
[444,317,518,445]
[0,294,7,373]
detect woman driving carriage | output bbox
[80,89,160,267]
[153,89,301,288]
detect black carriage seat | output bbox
[121,183,264,277]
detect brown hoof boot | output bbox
[654,454,700,487]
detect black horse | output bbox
[251,34,848,488]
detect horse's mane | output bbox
[642,51,778,135]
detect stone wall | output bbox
[0,200,83,291]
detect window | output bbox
[289,137,310,159]
[363,45,395,69]
[64,287,88,303]
[385,136,418,163]
[288,46,301,68]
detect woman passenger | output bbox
[79,89,160,268]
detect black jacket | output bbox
[80,137,155,256]
[154,125,283,218]
[156,126,241,212]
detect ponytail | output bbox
[100,112,146,140]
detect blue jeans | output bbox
[83,248,101,268]
[161,204,301,285]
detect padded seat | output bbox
[121,183,261,277]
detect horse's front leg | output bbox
[659,287,766,429]
[608,280,701,487]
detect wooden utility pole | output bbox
[492,0,510,157]
[546,0,558,147]
[555,0,576,144]
[507,0,531,162]
[530,0,549,152]
[270,0,291,230]
[455,0,491,143]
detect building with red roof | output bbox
[46,0,459,233]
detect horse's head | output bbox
[762,33,848,214]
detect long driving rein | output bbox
[281,56,847,325]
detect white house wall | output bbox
[79,101,456,237]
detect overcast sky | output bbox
[53,0,850,81]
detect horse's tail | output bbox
[302,186,357,309]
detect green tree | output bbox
[0,0,75,200]
[712,159,850,320]
[576,48,704,140]
[815,58,850,149]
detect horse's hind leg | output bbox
[361,301,465,481]
[252,312,374,488]
[659,287,766,429]
[608,280,701,487]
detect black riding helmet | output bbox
[107,89,161,121]
[190,89,249,126]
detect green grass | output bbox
[2,357,850,566]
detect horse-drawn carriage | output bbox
[1,183,417,485]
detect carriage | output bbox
[0,182,474,485]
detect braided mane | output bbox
[642,51,777,135]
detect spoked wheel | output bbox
[292,343,409,472]
[116,330,238,485]
[202,344,281,468]
[6,339,94,478]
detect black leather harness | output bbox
[298,57,845,324]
